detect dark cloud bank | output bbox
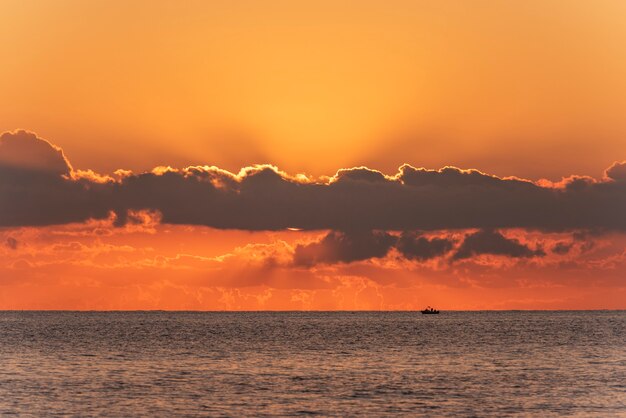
[2,130,624,233]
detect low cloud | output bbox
[293,230,396,266]
[294,229,541,266]
[453,229,545,260]
[396,232,454,261]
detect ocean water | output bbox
[0,311,625,416]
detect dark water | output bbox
[1,311,625,416]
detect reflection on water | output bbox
[1,311,625,416]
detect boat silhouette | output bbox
[421,306,440,314]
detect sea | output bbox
[0,311,625,416]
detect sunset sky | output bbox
[1,0,625,309]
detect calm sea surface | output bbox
[0,311,625,416]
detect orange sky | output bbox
[1,0,626,179]
[1,1,625,309]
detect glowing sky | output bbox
[1,1,625,309]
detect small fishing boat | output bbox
[421,306,439,314]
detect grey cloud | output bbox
[453,229,545,260]
[606,161,626,181]
[293,228,543,266]
[396,232,454,261]
[0,130,71,176]
[551,241,573,255]
[5,236,18,250]
[293,230,454,266]
[293,230,396,266]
